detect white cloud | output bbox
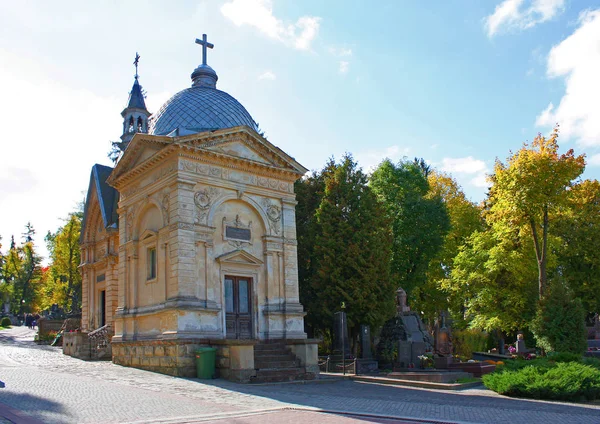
[441,156,490,188]
[588,153,600,166]
[339,61,349,74]
[485,0,565,37]
[258,70,276,80]
[221,0,321,51]
[0,49,120,263]
[535,10,600,147]
[328,47,352,57]
[441,157,487,174]
[355,145,411,173]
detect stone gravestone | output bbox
[411,341,427,367]
[403,315,424,342]
[397,340,412,368]
[329,311,351,373]
[356,325,378,374]
[360,325,372,359]
[333,311,350,357]
[515,333,532,355]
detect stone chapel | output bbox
[77,36,318,382]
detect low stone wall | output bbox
[286,339,320,377]
[39,318,81,337]
[112,340,206,377]
[63,332,91,359]
[212,340,257,383]
[111,338,319,382]
[38,319,64,337]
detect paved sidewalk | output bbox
[1,326,599,424]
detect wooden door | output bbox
[224,276,253,339]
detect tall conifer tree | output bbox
[307,154,394,342]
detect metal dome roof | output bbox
[148,86,257,136]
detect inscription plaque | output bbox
[226,226,251,241]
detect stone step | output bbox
[250,367,312,384]
[254,353,297,361]
[255,359,300,369]
[254,344,287,352]
[254,367,305,377]
[250,372,315,384]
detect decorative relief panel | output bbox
[161,192,170,225]
[222,215,252,249]
[180,159,293,193]
[180,159,210,175]
[126,209,135,241]
[261,198,282,235]
[194,187,221,225]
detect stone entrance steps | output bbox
[251,342,314,383]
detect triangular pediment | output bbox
[203,140,274,165]
[108,134,173,185]
[217,249,263,266]
[181,126,308,175]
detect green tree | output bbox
[0,235,11,310]
[3,225,42,315]
[308,154,394,343]
[531,280,587,354]
[44,213,82,314]
[486,128,585,299]
[295,167,327,336]
[413,171,483,325]
[554,179,600,316]
[447,228,539,333]
[370,159,450,296]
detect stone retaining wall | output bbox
[63,332,91,359]
[111,340,205,377]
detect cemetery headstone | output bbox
[515,333,528,354]
[333,311,350,357]
[411,341,427,366]
[356,324,378,374]
[360,325,372,359]
[398,340,412,368]
[434,311,452,356]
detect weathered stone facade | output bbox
[78,41,319,380]
[79,126,318,379]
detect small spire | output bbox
[126,53,147,110]
[133,52,140,80]
[191,34,218,89]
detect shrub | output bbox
[0,317,11,327]
[37,331,58,342]
[484,361,600,401]
[453,329,491,358]
[531,281,587,354]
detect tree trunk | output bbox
[540,205,549,298]
[530,206,549,300]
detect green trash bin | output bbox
[195,347,217,379]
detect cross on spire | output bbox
[195,34,214,66]
[133,52,140,80]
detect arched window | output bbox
[128,116,134,133]
[137,117,144,132]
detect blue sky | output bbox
[1,0,599,261]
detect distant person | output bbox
[25,313,33,329]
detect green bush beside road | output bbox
[484,355,600,401]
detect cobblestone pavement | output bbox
[1,326,600,424]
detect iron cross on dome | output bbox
[195,34,214,66]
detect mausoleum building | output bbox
[77,37,318,382]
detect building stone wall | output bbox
[79,127,316,379]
